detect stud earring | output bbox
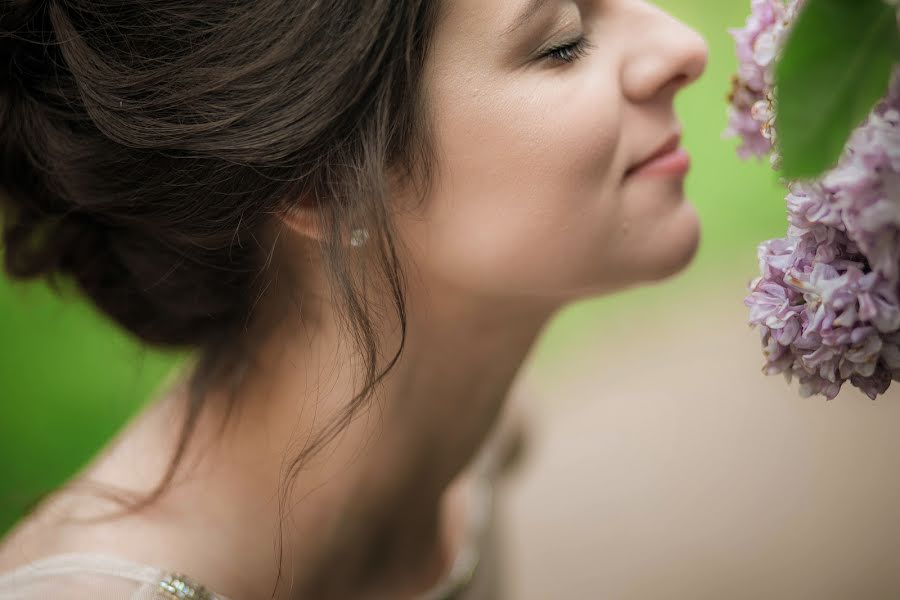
[349,228,369,248]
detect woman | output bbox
[0,0,708,598]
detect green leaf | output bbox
[775,0,900,180]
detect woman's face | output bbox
[395,0,709,307]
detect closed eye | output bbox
[541,36,593,64]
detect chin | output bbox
[562,204,702,299]
[642,201,702,282]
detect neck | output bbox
[81,276,556,599]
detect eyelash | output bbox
[541,36,593,64]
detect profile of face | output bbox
[394,0,709,309]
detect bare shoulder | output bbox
[0,480,126,574]
[0,491,71,573]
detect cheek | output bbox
[402,68,626,297]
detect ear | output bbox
[278,204,326,243]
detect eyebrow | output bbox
[503,0,552,37]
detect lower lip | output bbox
[627,147,691,178]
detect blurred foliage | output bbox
[0,1,788,536]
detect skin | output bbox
[0,1,708,598]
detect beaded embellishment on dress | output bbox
[157,572,215,600]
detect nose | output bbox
[621,3,710,104]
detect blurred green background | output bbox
[0,1,788,536]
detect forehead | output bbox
[437,0,527,38]
[434,0,576,56]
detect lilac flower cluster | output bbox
[731,0,900,399]
[724,0,802,161]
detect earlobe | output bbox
[278,205,326,242]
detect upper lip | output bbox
[626,131,682,176]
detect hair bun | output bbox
[0,2,248,350]
[4,208,99,276]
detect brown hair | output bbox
[1,0,441,592]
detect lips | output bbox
[626,132,683,177]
